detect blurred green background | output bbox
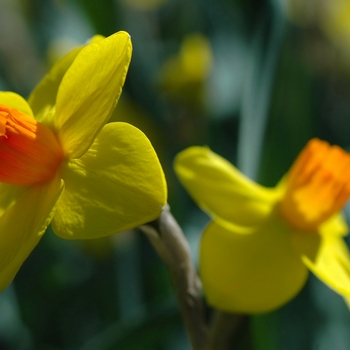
[1,0,350,349]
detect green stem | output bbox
[237,0,286,179]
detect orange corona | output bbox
[279,138,350,231]
[0,104,63,186]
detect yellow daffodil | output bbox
[287,0,350,64]
[174,139,350,313]
[0,31,167,291]
[160,34,212,85]
[159,34,212,105]
[320,0,350,48]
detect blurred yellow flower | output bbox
[174,139,350,313]
[121,0,166,10]
[0,31,167,291]
[319,0,350,48]
[159,33,212,105]
[288,0,350,52]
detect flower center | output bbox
[0,104,64,186]
[279,138,350,231]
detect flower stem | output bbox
[206,311,247,350]
[139,205,208,350]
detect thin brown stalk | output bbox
[206,311,247,350]
[139,205,208,350]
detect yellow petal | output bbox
[0,92,33,117]
[199,212,315,313]
[302,233,350,300]
[89,35,105,44]
[298,211,350,304]
[0,176,64,291]
[0,183,26,217]
[28,46,83,122]
[28,34,106,125]
[51,122,167,239]
[54,31,132,159]
[174,146,280,229]
[319,213,349,237]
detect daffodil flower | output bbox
[159,34,212,106]
[0,31,167,291]
[174,139,350,313]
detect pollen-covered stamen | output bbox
[0,104,64,186]
[279,138,350,231]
